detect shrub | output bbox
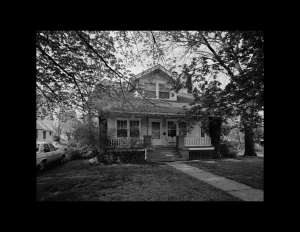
[220,140,239,158]
[54,135,60,142]
[255,146,264,152]
[96,149,146,164]
[68,149,82,160]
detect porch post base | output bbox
[144,135,152,148]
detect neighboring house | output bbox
[36,95,56,142]
[36,119,56,142]
[89,64,214,161]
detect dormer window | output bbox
[159,83,170,99]
[144,82,156,98]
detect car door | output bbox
[49,144,60,162]
[44,144,54,163]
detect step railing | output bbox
[184,137,211,146]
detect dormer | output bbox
[131,64,177,101]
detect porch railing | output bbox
[107,137,144,148]
[184,137,211,146]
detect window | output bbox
[130,121,140,137]
[49,132,52,136]
[179,122,187,136]
[49,144,56,151]
[117,120,127,137]
[145,83,156,98]
[43,144,50,152]
[43,131,46,139]
[159,84,170,99]
[167,121,177,138]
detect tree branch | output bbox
[37,44,90,111]
[75,30,157,107]
[202,34,235,78]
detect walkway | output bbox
[166,162,263,201]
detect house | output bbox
[36,95,56,142]
[36,119,55,142]
[89,64,214,161]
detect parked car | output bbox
[52,141,67,152]
[36,141,67,171]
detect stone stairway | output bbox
[151,146,187,162]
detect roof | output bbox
[132,64,176,83]
[36,120,56,132]
[37,121,48,130]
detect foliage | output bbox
[220,139,239,158]
[53,135,60,142]
[98,149,146,164]
[68,149,83,160]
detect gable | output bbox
[133,64,175,85]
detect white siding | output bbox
[37,130,53,142]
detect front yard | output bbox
[36,159,241,201]
[186,156,264,190]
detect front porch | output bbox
[107,136,212,148]
[105,114,215,161]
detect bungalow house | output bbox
[89,64,214,161]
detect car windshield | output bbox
[36,144,40,152]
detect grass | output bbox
[36,159,241,201]
[185,156,264,190]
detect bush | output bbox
[68,149,82,160]
[96,149,146,165]
[54,135,60,142]
[255,146,264,152]
[220,140,239,158]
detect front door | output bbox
[149,119,162,145]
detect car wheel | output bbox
[39,161,46,171]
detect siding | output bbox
[37,130,53,142]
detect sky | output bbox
[111,31,231,90]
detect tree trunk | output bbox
[66,133,71,142]
[187,75,193,93]
[243,123,257,156]
[209,117,222,158]
[98,113,108,152]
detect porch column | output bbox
[176,135,185,149]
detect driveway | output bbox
[237,150,264,157]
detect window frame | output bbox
[166,119,178,137]
[158,83,170,99]
[115,118,141,138]
[43,144,50,152]
[49,144,56,151]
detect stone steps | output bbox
[150,146,185,162]
[151,157,187,162]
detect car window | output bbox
[49,144,56,151]
[43,144,50,152]
[36,144,40,152]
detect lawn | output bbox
[36,159,241,201]
[185,156,264,190]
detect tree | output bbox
[36,31,157,120]
[54,109,78,141]
[159,31,263,157]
